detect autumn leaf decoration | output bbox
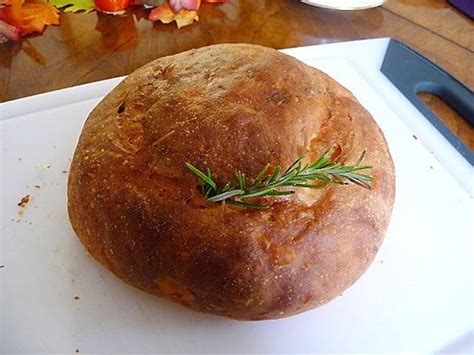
[0,0,59,41]
[21,0,60,34]
[149,0,229,29]
[0,0,228,43]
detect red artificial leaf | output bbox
[20,1,59,35]
[149,2,198,28]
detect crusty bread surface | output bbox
[68,43,395,320]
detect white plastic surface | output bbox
[1,39,473,353]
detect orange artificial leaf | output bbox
[149,3,198,28]
[20,1,59,35]
[174,11,198,28]
[149,3,175,22]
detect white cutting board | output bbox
[1,38,473,353]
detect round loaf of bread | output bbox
[68,44,395,320]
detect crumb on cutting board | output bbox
[412,134,418,140]
[0,265,4,269]
[75,349,79,353]
[74,296,80,300]
[62,170,68,174]
[34,185,41,188]
[18,194,30,208]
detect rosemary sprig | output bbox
[185,147,373,209]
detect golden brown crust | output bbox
[67,44,395,320]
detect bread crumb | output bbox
[75,349,79,353]
[18,210,24,216]
[412,134,418,140]
[74,296,80,300]
[18,194,30,208]
[62,170,68,173]
[0,265,4,269]
[34,185,41,188]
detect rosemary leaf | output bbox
[269,166,281,183]
[241,187,279,199]
[252,163,270,187]
[185,146,373,209]
[185,163,217,190]
[208,189,244,203]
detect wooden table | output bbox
[1,0,472,146]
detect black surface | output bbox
[381,39,474,165]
